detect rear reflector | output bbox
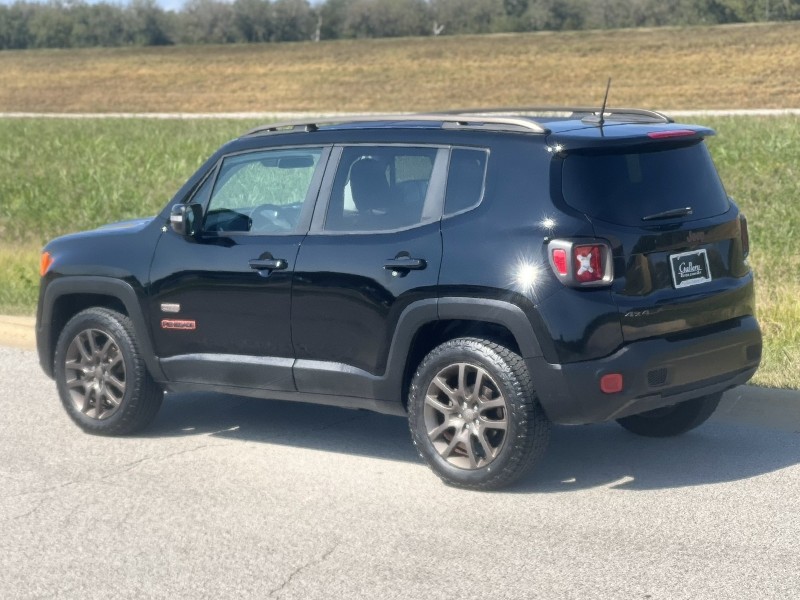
[647,129,696,139]
[600,373,624,394]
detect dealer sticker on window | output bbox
[669,249,712,289]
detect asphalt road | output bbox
[2,345,799,599]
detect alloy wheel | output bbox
[63,328,126,420]
[423,362,508,469]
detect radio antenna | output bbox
[598,77,612,127]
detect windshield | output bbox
[561,142,730,226]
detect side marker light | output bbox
[40,252,54,277]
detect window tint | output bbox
[444,148,488,216]
[204,148,323,234]
[324,146,444,232]
[562,142,730,226]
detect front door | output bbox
[148,145,328,391]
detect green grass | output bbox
[0,244,41,316]
[0,118,257,243]
[0,116,797,387]
[704,116,800,388]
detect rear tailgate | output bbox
[557,131,754,342]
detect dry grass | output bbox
[1,22,800,113]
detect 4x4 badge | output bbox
[687,231,705,244]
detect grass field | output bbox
[1,22,800,113]
[0,115,797,388]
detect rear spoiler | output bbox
[547,125,715,154]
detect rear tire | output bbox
[408,337,550,490]
[616,392,722,437]
[54,307,163,435]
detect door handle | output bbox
[383,257,427,271]
[249,258,288,271]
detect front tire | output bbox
[408,338,550,490]
[53,307,163,435]
[616,392,722,437]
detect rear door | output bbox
[290,144,447,397]
[559,137,753,342]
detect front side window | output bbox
[324,146,446,233]
[204,147,323,234]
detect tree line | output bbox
[1,0,798,50]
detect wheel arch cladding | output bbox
[396,297,545,409]
[38,277,165,381]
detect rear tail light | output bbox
[739,214,750,259]
[552,248,568,276]
[547,239,613,287]
[573,244,605,284]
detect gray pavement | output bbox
[1,345,799,599]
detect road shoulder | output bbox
[0,315,35,350]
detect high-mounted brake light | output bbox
[39,252,54,277]
[547,239,613,287]
[647,129,696,139]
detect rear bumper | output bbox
[527,316,762,425]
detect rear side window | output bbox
[324,146,446,233]
[561,142,730,226]
[444,148,488,216]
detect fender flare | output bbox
[38,276,165,381]
[375,296,544,401]
[437,297,543,358]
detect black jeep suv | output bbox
[37,108,761,489]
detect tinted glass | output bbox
[444,148,488,215]
[561,142,729,226]
[325,146,441,232]
[204,148,322,234]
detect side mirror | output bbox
[169,203,203,237]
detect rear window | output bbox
[561,142,730,226]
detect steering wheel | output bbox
[250,204,293,233]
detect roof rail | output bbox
[438,106,673,124]
[243,113,550,137]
